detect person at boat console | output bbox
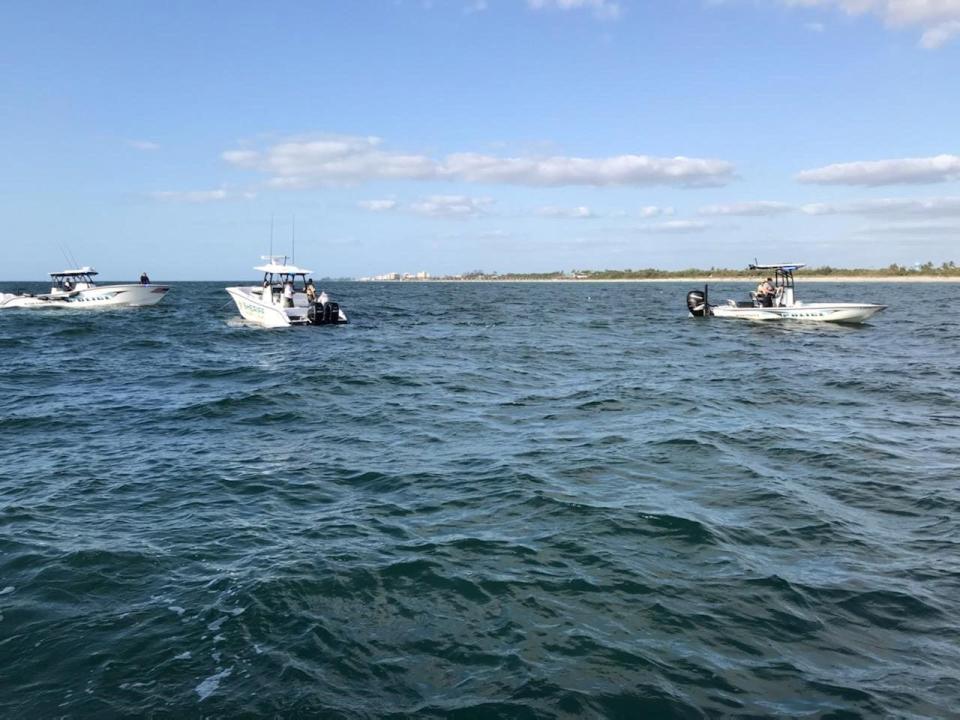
[756,277,775,307]
[140,272,150,285]
[283,279,295,307]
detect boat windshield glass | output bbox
[51,273,96,289]
[262,272,312,291]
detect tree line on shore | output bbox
[454,261,959,280]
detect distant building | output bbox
[358,271,430,281]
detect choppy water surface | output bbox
[1,280,958,718]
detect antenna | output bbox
[270,214,274,259]
[291,214,296,264]
[57,241,72,268]
[63,243,81,270]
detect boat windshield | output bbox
[51,272,97,290]
[262,272,313,291]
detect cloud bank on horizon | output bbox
[222,136,735,189]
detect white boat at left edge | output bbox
[0,267,170,309]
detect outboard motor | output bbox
[326,302,341,323]
[308,300,344,325]
[686,285,710,317]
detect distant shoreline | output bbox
[4,276,959,284]
[364,276,960,283]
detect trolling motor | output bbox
[686,284,711,318]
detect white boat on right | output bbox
[687,263,887,323]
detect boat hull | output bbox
[0,284,169,309]
[225,286,347,328]
[710,302,886,323]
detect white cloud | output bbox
[638,220,711,233]
[464,0,487,13]
[527,0,621,20]
[802,196,960,216]
[358,199,399,212]
[920,19,960,47]
[443,152,732,187]
[537,205,595,218]
[639,205,674,217]
[225,136,435,188]
[698,201,794,216]
[797,154,960,186]
[126,139,159,151]
[409,195,494,218]
[222,134,734,189]
[781,0,960,48]
[149,189,238,203]
[222,149,259,166]
[854,220,960,235]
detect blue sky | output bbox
[2,0,959,279]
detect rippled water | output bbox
[1,280,959,717]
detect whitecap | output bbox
[195,667,232,701]
[207,616,226,632]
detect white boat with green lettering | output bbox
[225,257,348,328]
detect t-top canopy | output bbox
[50,267,98,277]
[254,263,314,275]
[254,255,313,276]
[749,263,806,272]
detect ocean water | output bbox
[1,280,958,718]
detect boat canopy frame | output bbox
[260,270,314,291]
[749,263,805,290]
[50,269,98,290]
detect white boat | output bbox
[686,263,887,323]
[225,257,348,328]
[0,267,170,309]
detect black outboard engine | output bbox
[326,302,340,323]
[686,286,709,317]
[308,301,343,325]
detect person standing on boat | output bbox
[305,279,317,302]
[756,277,775,307]
[140,272,150,286]
[283,279,295,307]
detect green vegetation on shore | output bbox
[454,261,960,281]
